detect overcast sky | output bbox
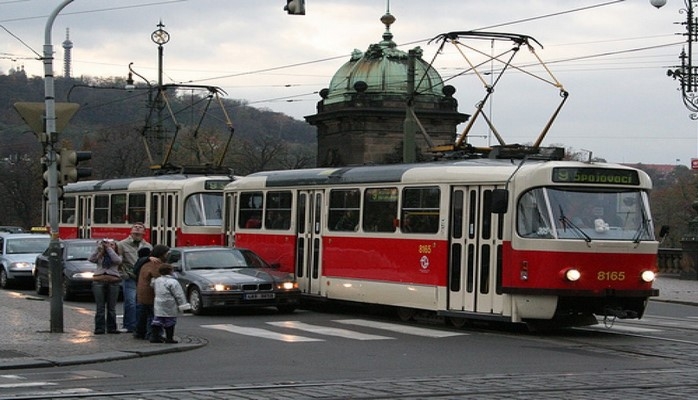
[1,0,695,165]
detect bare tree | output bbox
[0,155,43,228]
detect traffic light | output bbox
[284,0,305,15]
[41,156,49,199]
[58,148,92,184]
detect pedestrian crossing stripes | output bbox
[201,323,323,342]
[266,321,394,340]
[335,319,465,338]
[202,319,467,342]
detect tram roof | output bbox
[228,159,651,190]
[232,159,530,188]
[64,174,232,193]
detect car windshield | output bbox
[6,237,49,254]
[185,249,269,270]
[517,187,654,241]
[65,244,96,260]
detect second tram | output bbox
[56,174,232,247]
[222,158,659,327]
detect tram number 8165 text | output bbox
[597,271,625,281]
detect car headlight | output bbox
[278,281,298,290]
[205,284,239,291]
[72,272,94,279]
[641,270,656,283]
[12,262,32,269]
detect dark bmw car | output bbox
[34,239,99,300]
[166,246,300,315]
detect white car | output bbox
[0,232,50,289]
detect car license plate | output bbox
[244,293,275,300]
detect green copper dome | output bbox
[323,12,445,106]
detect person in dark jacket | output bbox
[135,244,169,341]
[132,247,152,339]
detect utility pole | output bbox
[44,0,74,333]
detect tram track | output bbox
[4,369,698,400]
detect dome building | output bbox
[305,11,469,167]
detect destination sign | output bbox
[552,167,639,185]
[205,180,230,190]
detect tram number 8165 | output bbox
[597,271,626,281]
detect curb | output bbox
[0,336,207,370]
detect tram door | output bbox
[223,192,236,247]
[150,192,178,247]
[295,190,324,295]
[448,186,504,314]
[76,195,91,238]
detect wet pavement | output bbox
[0,275,695,371]
[0,289,205,370]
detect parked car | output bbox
[0,226,24,233]
[34,239,99,300]
[0,232,50,289]
[166,246,300,315]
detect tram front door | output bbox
[447,186,504,315]
[296,190,324,296]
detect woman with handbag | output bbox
[89,239,123,335]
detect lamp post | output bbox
[650,0,698,115]
[652,0,698,279]
[126,22,170,168]
[151,22,169,166]
[44,0,74,333]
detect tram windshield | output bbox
[184,193,224,226]
[517,187,653,241]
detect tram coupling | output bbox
[602,306,639,320]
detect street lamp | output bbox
[650,0,698,114]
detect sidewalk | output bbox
[0,289,206,370]
[652,274,698,305]
[0,276,695,371]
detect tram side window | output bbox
[93,194,109,224]
[328,189,360,231]
[517,189,554,238]
[401,187,441,234]
[265,191,292,230]
[110,194,127,224]
[363,187,398,232]
[238,192,263,229]
[128,193,146,224]
[184,193,224,226]
[61,196,77,224]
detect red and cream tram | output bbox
[222,159,659,327]
[54,174,232,247]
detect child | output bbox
[150,264,190,343]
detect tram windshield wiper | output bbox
[558,206,591,243]
[633,218,648,244]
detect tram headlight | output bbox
[641,270,656,283]
[564,268,581,282]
